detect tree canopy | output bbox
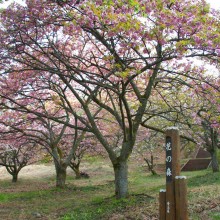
[0,0,220,198]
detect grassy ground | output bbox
[0,156,220,220]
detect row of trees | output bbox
[0,0,219,198]
[141,74,220,172]
[0,120,96,183]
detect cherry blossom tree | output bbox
[141,69,220,172]
[192,76,220,172]
[1,0,220,198]
[67,132,106,179]
[0,131,37,182]
[134,130,163,175]
[0,96,87,187]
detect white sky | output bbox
[206,0,220,9]
[1,0,220,9]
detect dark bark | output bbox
[56,165,67,188]
[74,167,81,179]
[52,147,67,188]
[144,156,158,175]
[210,150,219,172]
[150,169,157,175]
[207,127,219,172]
[113,160,128,199]
[5,164,20,183]
[12,173,18,182]
[54,161,67,188]
[201,121,219,172]
[69,162,81,179]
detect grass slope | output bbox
[0,157,219,220]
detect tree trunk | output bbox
[74,166,81,179]
[69,163,81,179]
[55,162,67,188]
[113,160,128,199]
[210,150,219,172]
[150,169,157,176]
[56,165,67,188]
[12,173,18,183]
[52,147,67,188]
[144,157,158,175]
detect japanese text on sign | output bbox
[166,136,172,182]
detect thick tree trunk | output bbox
[74,167,81,179]
[12,173,18,183]
[210,150,219,172]
[54,162,67,188]
[56,165,67,188]
[52,148,67,188]
[113,160,128,199]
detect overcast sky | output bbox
[2,0,220,9]
[206,0,220,9]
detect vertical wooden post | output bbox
[165,127,181,220]
[175,176,188,220]
[159,189,166,220]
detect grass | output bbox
[62,196,148,220]
[0,157,220,220]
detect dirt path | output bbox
[0,164,75,181]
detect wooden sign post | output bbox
[175,176,189,220]
[159,189,166,220]
[159,127,188,220]
[165,127,181,220]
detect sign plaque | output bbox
[159,127,188,220]
[166,136,172,183]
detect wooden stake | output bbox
[159,189,166,220]
[175,176,189,220]
[165,127,181,220]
